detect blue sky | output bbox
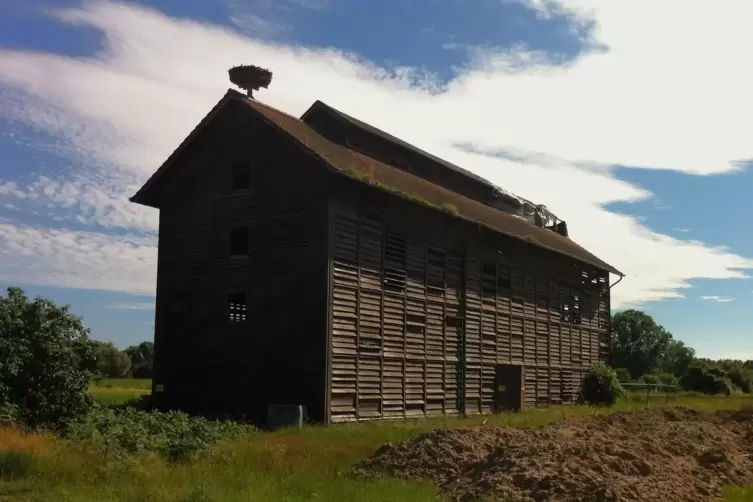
[0,0,751,358]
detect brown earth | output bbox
[353,407,753,501]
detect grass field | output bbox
[88,378,151,406]
[1,394,752,501]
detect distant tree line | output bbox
[88,340,154,379]
[610,309,752,395]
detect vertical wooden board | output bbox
[383,293,405,357]
[536,321,549,365]
[550,367,562,404]
[523,317,536,364]
[561,324,571,366]
[444,361,462,414]
[357,356,382,418]
[523,269,536,319]
[571,326,582,368]
[405,359,426,416]
[331,355,357,421]
[481,309,497,364]
[382,357,405,418]
[510,316,524,364]
[464,361,482,414]
[549,322,561,366]
[560,368,573,403]
[536,366,550,406]
[426,359,445,415]
[481,363,496,413]
[496,313,511,363]
[524,366,537,408]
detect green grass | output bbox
[724,485,753,502]
[89,379,151,407]
[92,378,152,390]
[1,394,751,501]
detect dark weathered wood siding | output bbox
[326,179,611,422]
[153,101,330,423]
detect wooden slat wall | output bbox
[327,189,612,422]
[330,210,466,422]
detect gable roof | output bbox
[301,100,498,190]
[131,89,622,277]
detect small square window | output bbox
[230,227,249,255]
[232,163,250,190]
[228,292,247,322]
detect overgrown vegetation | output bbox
[2,288,753,500]
[0,287,98,430]
[64,407,255,462]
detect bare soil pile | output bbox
[354,407,753,501]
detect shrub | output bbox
[681,362,733,395]
[580,362,626,406]
[638,372,679,390]
[614,368,632,383]
[64,406,256,462]
[0,287,98,430]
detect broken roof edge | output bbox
[247,99,624,277]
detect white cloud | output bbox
[700,295,735,303]
[0,223,155,295]
[105,301,154,309]
[0,0,751,306]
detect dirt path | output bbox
[354,407,753,501]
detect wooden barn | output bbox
[130,67,622,425]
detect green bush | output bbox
[637,371,679,390]
[681,362,733,395]
[580,362,626,406]
[64,407,256,462]
[0,287,98,430]
[614,368,632,383]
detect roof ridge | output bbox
[238,94,304,123]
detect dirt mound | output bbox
[354,406,753,501]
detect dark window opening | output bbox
[228,292,247,322]
[230,227,249,255]
[232,163,250,190]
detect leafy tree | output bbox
[658,339,695,378]
[93,341,132,379]
[610,310,672,379]
[714,359,753,393]
[124,341,154,379]
[681,361,733,395]
[0,287,97,429]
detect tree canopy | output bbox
[0,287,98,429]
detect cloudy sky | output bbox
[0,0,751,358]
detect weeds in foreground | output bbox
[0,395,751,502]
